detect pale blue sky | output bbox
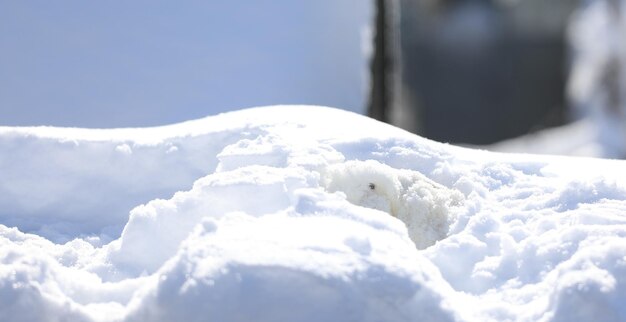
[0,1,371,127]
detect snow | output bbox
[1,105,626,321]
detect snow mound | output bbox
[1,105,626,321]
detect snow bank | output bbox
[1,105,626,321]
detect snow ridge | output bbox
[1,105,626,321]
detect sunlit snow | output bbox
[1,105,626,322]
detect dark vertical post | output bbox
[368,0,392,123]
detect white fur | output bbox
[322,160,463,249]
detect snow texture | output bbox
[1,105,626,321]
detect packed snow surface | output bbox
[1,105,626,321]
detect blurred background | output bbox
[0,0,624,158]
[0,1,372,127]
[375,0,626,159]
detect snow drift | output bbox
[1,105,626,321]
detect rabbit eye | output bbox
[368,183,375,190]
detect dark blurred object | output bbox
[368,0,393,123]
[369,0,579,144]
